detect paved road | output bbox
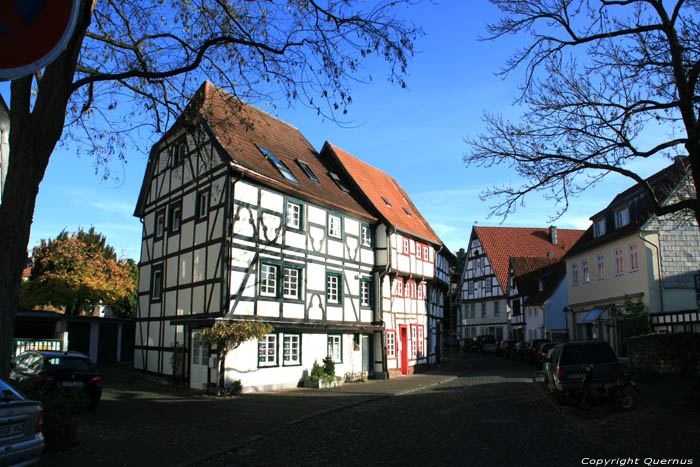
[40,354,699,466]
[194,354,615,467]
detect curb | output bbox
[179,363,472,467]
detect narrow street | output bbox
[196,354,614,467]
[40,353,698,467]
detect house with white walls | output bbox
[133,82,382,392]
[324,144,453,377]
[508,258,569,341]
[459,226,584,341]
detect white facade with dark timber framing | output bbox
[459,226,584,341]
[134,82,382,392]
[324,144,453,377]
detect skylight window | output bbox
[381,196,392,208]
[296,159,319,183]
[402,207,412,217]
[328,171,350,193]
[256,144,298,183]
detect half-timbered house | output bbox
[323,144,453,377]
[459,226,584,341]
[134,82,382,392]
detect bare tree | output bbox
[465,0,699,225]
[0,0,420,377]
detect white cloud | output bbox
[90,201,134,217]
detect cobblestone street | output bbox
[195,355,617,467]
[40,353,698,467]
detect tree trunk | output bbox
[217,350,227,396]
[0,0,94,379]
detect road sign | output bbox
[0,0,80,80]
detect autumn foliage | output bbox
[21,228,135,316]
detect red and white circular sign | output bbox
[0,0,80,80]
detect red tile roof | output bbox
[474,226,584,291]
[323,143,442,245]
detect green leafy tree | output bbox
[610,298,651,340]
[466,0,699,226]
[200,321,273,395]
[20,228,135,316]
[0,0,420,377]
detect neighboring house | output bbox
[0,94,9,204]
[459,226,584,340]
[564,158,700,354]
[323,144,454,376]
[508,258,569,341]
[134,82,392,392]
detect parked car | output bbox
[544,340,622,402]
[482,341,499,353]
[10,350,103,409]
[466,337,480,352]
[527,339,552,365]
[475,335,496,353]
[509,341,525,359]
[541,345,557,378]
[498,339,518,357]
[534,342,558,370]
[516,341,532,361]
[0,378,44,466]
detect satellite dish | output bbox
[0,0,81,81]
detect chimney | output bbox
[549,225,558,245]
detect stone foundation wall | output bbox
[628,332,700,375]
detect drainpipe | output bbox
[639,231,664,317]
[375,224,395,379]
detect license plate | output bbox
[61,381,83,388]
[0,422,24,438]
[568,373,585,379]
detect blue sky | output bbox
[1,1,672,260]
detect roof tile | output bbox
[324,143,442,244]
[475,226,584,291]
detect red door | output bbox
[400,325,408,375]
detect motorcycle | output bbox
[577,364,639,411]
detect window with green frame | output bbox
[328,213,343,239]
[283,265,303,300]
[286,199,304,231]
[258,334,278,367]
[259,261,280,297]
[327,334,342,362]
[282,334,301,366]
[326,272,343,304]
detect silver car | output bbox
[0,378,44,466]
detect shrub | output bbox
[322,356,335,378]
[223,380,243,395]
[16,379,88,451]
[310,362,325,381]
